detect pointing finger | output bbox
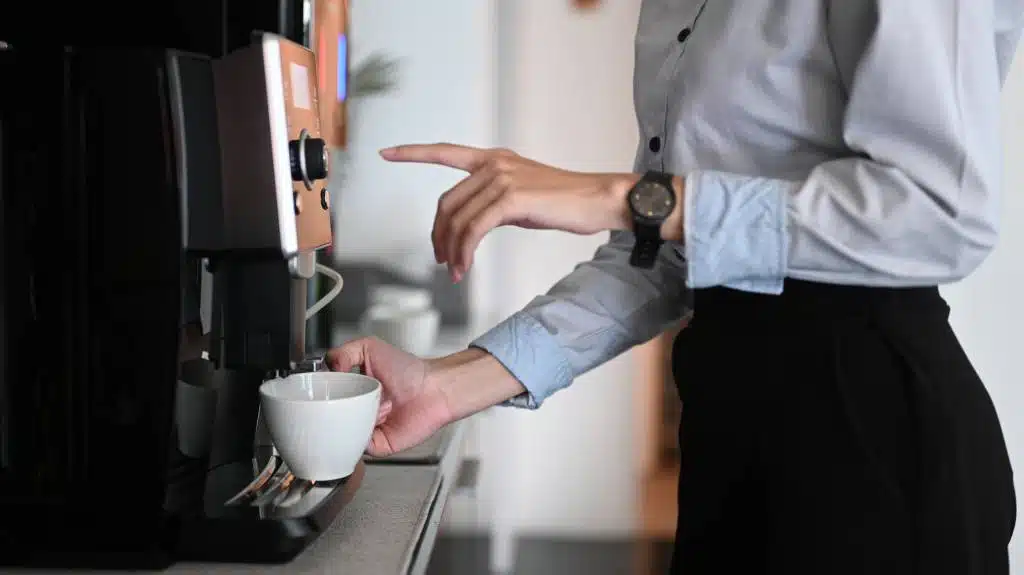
[379,143,487,172]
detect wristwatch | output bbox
[627,170,677,268]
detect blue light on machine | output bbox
[338,34,348,102]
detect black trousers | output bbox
[669,280,1016,574]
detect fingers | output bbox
[383,144,522,280]
[375,400,393,426]
[434,158,518,279]
[445,184,507,278]
[432,167,496,263]
[325,338,368,372]
[440,176,503,273]
[366,428,394,458]
[379,143,487,172]
[454,198,511,276]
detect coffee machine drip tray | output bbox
[170,447,364,564]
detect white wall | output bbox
[943,51,1024,571]
[341,0,646,542]
[484,0,644,538]
[333,0,497,294]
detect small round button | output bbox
[649,136,662,153]
[677,28,691,42]
[320,187,331,211]
[293,191,303,214]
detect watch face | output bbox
[630,180,674,219]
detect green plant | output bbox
[350,53,400,98]
[326,53,399,190]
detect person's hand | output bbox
[380,143,639,281]
[326,337,453,457]
[326,338,529,457]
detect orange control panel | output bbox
[278,41,333,253]
[213,34,335,256]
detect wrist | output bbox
[426,347,526,422]
[662,175,685,243]
[599,173,641,232]
[602,173,685,242]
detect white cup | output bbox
[368,285,432,312]
[360,303,441,356]
[259,371,381,481]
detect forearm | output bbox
[471,231,691,409]
[428,168,688,415]
[428,348,525,422]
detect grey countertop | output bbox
[1,325,486,575]
[1,423,468,575]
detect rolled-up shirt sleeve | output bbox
[684,0,1009,293]
[471,230,691,409]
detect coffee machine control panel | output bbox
[278,39,332,250]
[211,34,333,259]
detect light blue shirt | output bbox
[473,0,1024,409]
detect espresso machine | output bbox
[0,0,357,569]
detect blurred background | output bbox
[321,1,1024,573]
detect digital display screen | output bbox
[291,62,312,110]
[338,34,348,102]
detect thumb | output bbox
[325,338,369,372]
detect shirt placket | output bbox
[647,0,709,172]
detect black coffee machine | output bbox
[0,1,357,569]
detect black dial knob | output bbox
[288,132,329,188]
[303,137,329,181]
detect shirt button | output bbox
[677,27,691,42]
[648,136,662,153]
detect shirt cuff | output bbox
[683,170,791,294]
[469,312,574,410]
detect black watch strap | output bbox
[629,170,673,269]
[630,219,663,268]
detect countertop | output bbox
[1,326,485,575]
[1,422,469,575]
[264,421,467,575]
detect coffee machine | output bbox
[0,0,357,569]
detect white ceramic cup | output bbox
[360,303,441,356]
[368,285,432,312]
[259,371,381,481]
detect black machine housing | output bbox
[0,0,350,568]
